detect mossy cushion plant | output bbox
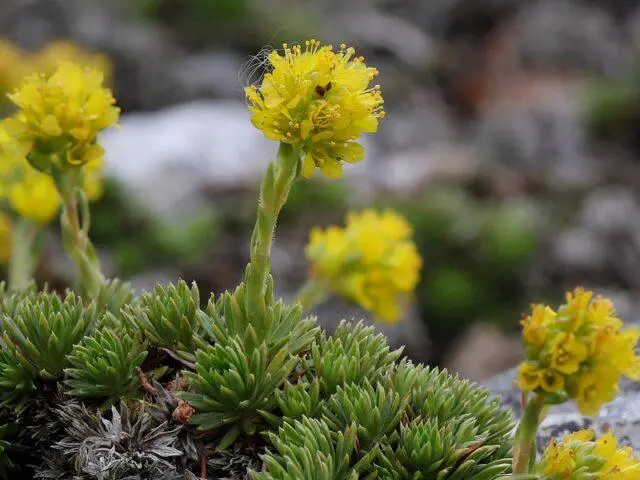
[0,39,637,480]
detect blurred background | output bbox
[2,0,640,382]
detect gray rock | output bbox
[385,0,526,37]
[513,0,631,76]
[375,145,478,194]
[579,187,640,235]
[552,227,608,271]
[484,367,640,453]
[101,101,276,218]
[169,50,246,101]
[0,0,247,109]
[627,6,640,54]
[0,0,182,110]
[102,100,381,219]
[475,91,596,189]
[378,102,456,152]
[443,323,523,382]
[0,0,74,48]
[327,10,436,70]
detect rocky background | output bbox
[2,0,640,385]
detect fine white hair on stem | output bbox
[238,47,273,89]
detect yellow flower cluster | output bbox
[516,288,640,415]
[1,62,119,171]
[0,39,111,96]
[0,125,104,224]
[306,209,422,322]
[535,429,640,479]
[245,39,384,179]
[27,41,112,82]
[0,211,11,264]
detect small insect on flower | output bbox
[245,39,384,179]
[1,62,119,172]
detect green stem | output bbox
[8,218,40,290]
[512,394,545,474]
[245,143,299,326]
[53,167,104,299]
[294,279,329,312]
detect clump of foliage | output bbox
[0,38,635,480]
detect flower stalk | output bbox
[245,142,299,322]
[512,393,546,473]
[294,278,328,312]
[8,217,40,290]
[53,167,104,299]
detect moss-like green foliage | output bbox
[0,291,95,409]
[203,278,318,357]
[251,417,363,480]
[312,320,402,395]
[373,417,511,479]
[180,336,298,444]
[0,281,40,320]
[322,380,408,451]
[64,329,148,399]
[95,278,137,322]
[124,280,206,362]
[275,378,322,422]
[0,282,514,479]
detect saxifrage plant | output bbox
[0,37,636,480]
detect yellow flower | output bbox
[561,287,593,332]
[550,333,589,374]
[536,429,640,480]
[0,122,104,223]
[521,304,555,347]
[595,431,640,479]
[540,368,565,393]
[575,369,618,416]
[27,40,111,82]
[245,39,384,179]
[588,296,622,330]
[517,288,640,415]
[306,209,421,322]
[515,362,542,391]
[541,438,577,478]
[562,429,594,444]
[9,168,60,224]
[2,62,119,170]
[0,212,12,264]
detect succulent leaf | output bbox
[311,320,402,396]
[181,336,298,443]
[1,291,95,386]
[123,280,206,362]
[64,328,148,399]
[250,417,361,480]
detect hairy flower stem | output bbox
[295,279,329,312]
[246,143,299,324]
[512,394,546,473]
[8,218,40,290]
[53,167,104,299]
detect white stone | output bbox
[101,100,379,217]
